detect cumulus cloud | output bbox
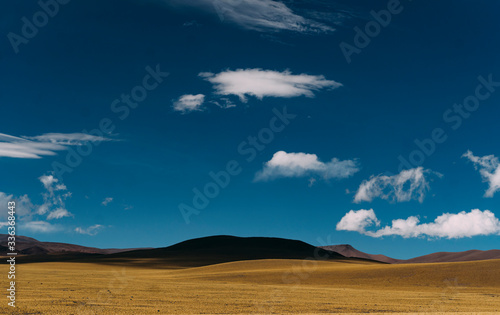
[164,0,336,34]
[336,209,380,233]
[0,176,105,234]
[0,132,115,159]
[38,173,73,218]
[0,193,34,222]
[75,224,104,236]
[354,167,439,203]
[336,209,500,239]
[102,197,113,206]
[200,69,341,102]
[173,94,206,113]
[463,150,500,197]
[0,173,74,230]
[255,151,360,182]
[39,174,65,193]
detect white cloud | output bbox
[165,0,335,34]
[255,151,360,182]
[0,192,14,217]
[173,94,205,113]
[102,197,113,206]
[24,133,113,145]
[200,69,341,102]
[308,177,316,187]
[38,173,73,219]
[17,195,35,219]
[0,174,72,225]
[0,174,76,233]
[75,224,104,236]
[0,133,65,159]
[336,209,500,239]
[47,208,73,220]
[354,167,439,203]
[21,221,60,233]
[0,132,115,159]
[336,209,380,233]
[463,150,500,198]
[210,97,236,109]
[39,174,59,192]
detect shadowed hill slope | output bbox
[320,244,399,264]
[91,235,360,268]
[8,235,378,268]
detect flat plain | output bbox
[1,258,500,314]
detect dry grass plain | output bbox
[1,258,500,314]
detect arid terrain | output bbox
[1,258,500,314]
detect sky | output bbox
[1,0,500,259]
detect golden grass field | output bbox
[2,258,500,314]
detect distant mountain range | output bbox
[320,244,500,264]
[0,234,149,256]
[1,234,499,265]
[320,244,398,264]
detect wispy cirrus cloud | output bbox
[173,94,206,113]
[0,133,65,159]
[336,209,500,239]
[163,0,336,34]
[0,132,115,159]
[24,133,114,145]
[200,69,341,102]
[354,167,440,203]
[255,151,360,182]
[463,150,500,198]
[75,224,104,236]
[21,221,61,233]
[46,208,73,220]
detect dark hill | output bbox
[95,235,354,268]
[9,235,376,268]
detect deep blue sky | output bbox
[1,0,499,259]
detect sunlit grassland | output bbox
[2,258,500,314]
